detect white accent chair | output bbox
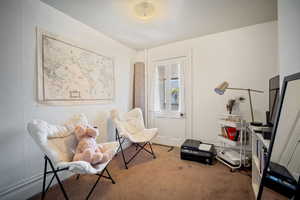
[111,108,158,169]
[27,114,118,200]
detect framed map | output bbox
[37,28,115,105]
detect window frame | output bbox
[153,58,185,118]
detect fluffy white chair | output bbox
[111,108,158,169]
[27,114,118,200]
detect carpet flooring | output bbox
[29,144,286,200]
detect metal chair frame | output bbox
[41,155,115,200]
[115,129,156,169]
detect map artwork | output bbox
[37,29,115,104]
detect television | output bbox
[268,75,280,125]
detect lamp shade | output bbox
[214,81,229,95]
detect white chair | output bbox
[27,114,118,200]
[111,108,158,169]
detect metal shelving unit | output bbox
[216,115,250,172]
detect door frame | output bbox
[145,49,193,146]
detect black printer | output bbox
[180,139,215,165]
[265,162,298,198]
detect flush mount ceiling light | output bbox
[134,1,156,20]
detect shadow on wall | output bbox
[106,118,115,142]
[89,110,116,143]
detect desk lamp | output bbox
[214,81,264,125]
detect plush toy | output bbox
[73,125,110,165]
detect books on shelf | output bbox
[219,127,241,142]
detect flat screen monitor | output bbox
[268,75,280,125]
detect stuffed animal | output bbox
[73,125,110,165]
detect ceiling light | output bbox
[134,1,155,20]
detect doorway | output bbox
[148,57,190,146]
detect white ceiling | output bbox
[41,0,277,50]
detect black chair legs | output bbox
[41,156,115,200]
[41,156,47,200]
[85,169,105,199]
[104,168,116,184]
[148,142,156,159]
[115,129,156,169]
[116,130,128,169]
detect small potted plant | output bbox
[226,97,245,121]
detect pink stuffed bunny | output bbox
[73,125,110,165]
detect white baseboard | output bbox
[0,141,132,200]
[0,171,72,200]
[0,173,43,200]
[152,136,184,147]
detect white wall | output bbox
[0,0,135,199]
[147,21,278,143]
[133,50,146,63]
[278,0,300,80]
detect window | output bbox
[154,60,184,117]
[170,63,180,111]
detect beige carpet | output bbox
[28,144,284,200]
